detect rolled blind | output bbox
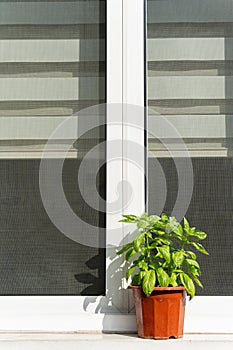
[147,0,233,296]
[147,0,233,157]
[0,0,105,158]
[0,1,106,295]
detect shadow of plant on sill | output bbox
[75,230,139,314]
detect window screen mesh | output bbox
[0,0,106,295]
[147,0,233,295]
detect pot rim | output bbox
[128,285,186,291]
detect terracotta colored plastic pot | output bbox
[129,286,186,340]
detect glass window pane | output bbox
[0,0,106,295]
[147,0,232,295]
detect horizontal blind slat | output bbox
[148,115,226,138]
[0,116,76,139]
[0,40,105,62]
[0,78,105,100]
[148,76,227,99]
[148,38,225,61]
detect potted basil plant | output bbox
[117,213,209,339]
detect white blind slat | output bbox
[148,77,226,99]
[0,40,104,62]
[0,116,76,139]
[148,115,226,138]
[0,78,105,100]
[148,38,225,61]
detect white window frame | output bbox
[0,0,231,334]
[0,0,144,333]
[144,0,233,334]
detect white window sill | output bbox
[0,332,232,350]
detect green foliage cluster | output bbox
[117,213,209,299]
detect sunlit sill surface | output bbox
[0,333,232,350]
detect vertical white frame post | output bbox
[0,0,133,333]
[122,0,146,315]
[122,0,145,217]
[144,1,233,334]
[106,0,126,313]
[105,0,146,320]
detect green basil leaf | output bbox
[126,266,136,281]
[146,232,152,239]
[161,213,169,223]
[148,264,156,270]
[186,251,196,260]
[133,233,145,252]
[172,251,184,267]
[157,245,171,263]
[185,259,200,270]
[157,267,170,287]
[137,220,148,229]
[140,270,146,280]
[172,223,183,237]
[192,275,204,288]
[191,230,207,240]
[170,272,178,287]
[166,217,183,236]
[140,213,149,220]
[119,214,137,223]
[184,217,190,231]
[153,221,166,230]
[188,263,200,275]
[150,240,170,249]
[117,242,133,255]
[148,215,161,224]
[151,229,165,236]
[155,238,171,245]
[180,273,195,300]
[138,261,148,271]
[190,242,209,255]
[141,247,148,256]
[132,274,141,286]
[142,270,156,296]
[125,248,137,261]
